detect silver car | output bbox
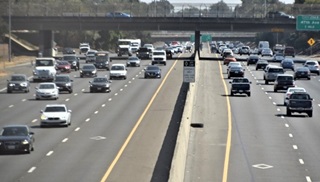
[126,57,141,67]
[304,60,320,75]
[263,65,284,84]
[35,83,59,100]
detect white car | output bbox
[35,83,59,100]
[151,50,167,66]
[283,87,306,106]
[40,104,72,127]
[109,64,127,80]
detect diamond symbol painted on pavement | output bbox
[90,136,106,140]
[252,164,273,169]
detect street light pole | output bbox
[264,0,267,18]
[8,0,12,62]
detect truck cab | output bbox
[32,57,57,82]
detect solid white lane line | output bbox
[293,145,298,150]
[28,167,36,173]
[62,138,68,143]
[46,151,54,156]
[289,133,293,138]
[75,127,80,131]
[85,118,90,122]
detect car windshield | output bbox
[233,78,249,83]
[39,84,55,89]
[147,66,159,71]
[1,127,28,136]
[11,76,25,81]
[44,106,66,112]
[83,65,95,69]
[63,56,76,61]
[35,60,54,66]
[306,62,316,66]
[289,88,305,93]
[269,68,283,73]
[111,66,124,70]
[55,76,69,82]
[93,77,108,82]
[231,66,242,70]
[128,57,139,61]
[291,94,310,100]
[277,76,293,81]
[58,61,69,65]
[153,52,165,56]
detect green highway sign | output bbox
[296,15,320,31]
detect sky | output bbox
[140,0,294,5]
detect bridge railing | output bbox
[1,2,320,18]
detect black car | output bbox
[0,125,34,154]
[266,11,295,19]
[228,66,245,79]
[7,74,30,93]
[287,92,313,117]
[62,47,75,54]
[255,59,269,70]
[54,75,73,93]
[144,65,161,78]
[229,77,251,97]
[94,52,110,70]
[80,64,97,78]
[89,77,111,93]
[136,47,151,59]
[294,67,311,80]
[247,55,259,65]
[166,48,173,59]
[274,74,295,92]
[62,55,80,71]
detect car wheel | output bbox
[124,76,127,80]
[80,75,83,78]
[90,89,93,93]
[265,80,268,84]
[7,90,12,93]
[230,92,233,96]
[69,90,73,93]
[274,89,277,92]
[307,77,311,80]
[247,93,251,97]
[318,72,320,75]
[308,111,313,117]
[286,109,291,116]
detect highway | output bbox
[0,54,188,182]
[185,46,320,182]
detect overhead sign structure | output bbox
[308,38,315,46]
[183,60,195,83]
[296,15,320,31]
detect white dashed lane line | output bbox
[74,127,80,131]
[114,93,118,96]
[306,176,312,182]
[293,145,298,150]
[299,159,305,165]
[31,119,37,123]
[74,93,78,96]
[94,111,98,114]
[62,138,68,143]
[9,105,14,108]
[46,151,54,156]
[108,98,112,101]
[102,104,105,107]
[289,133,293,138]
[22,99,26,102]
[65,98,70,102]
[28,167,36,173]
[85,118,90,122]
[285,124,290,128]
[120,89,123,91]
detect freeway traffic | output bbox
[185,45,320,182]
[0,52,188,182]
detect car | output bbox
[255,59,269,70]
[144,65,161,78]
[228,66,245,79]
[55,61,71,73]
[222,48,233,58]
[266,11,295,19]
[127,56,141,67]
[283,87,306,106]
[94,51,110,70]
[79,43,90,54]
[80,64,97,78]
[109,64,127,80]
[247,55,259,65]
[143,44,154,53]
[273,74,295,92]
[223,55,237,65]
[261,48,273,57]
[229,77,251,96]
[287,92,313,117]
[62,55,80,71]
[284,46,295,57]
[273,53,285,62]
[35,82,59,100]
[54,75,73,93]
[7,74,30,93]
[227,62,242,73]
[280,58,295,71]
[151,50,167,66]
[166,48,173,59]
[40,104,72,127]
[263,65,284,84]
[239,46,250,55]
[106,12,131,18]
[89,76,112,93]
[62,47,75,54]
[304,60,320,75]
[86,50,97,63]
[294,67,311,80]
[136,47,151,59]
[0,125,34,154]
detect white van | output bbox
[258,41,270,55]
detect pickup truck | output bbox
[286,92,313,117]
[229,78,251,97]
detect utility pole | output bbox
[8,0,12,62]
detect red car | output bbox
[56,61,71,73]
[223,55,237,65]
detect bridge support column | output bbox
[194,31,201,58]
[39,30,54,57]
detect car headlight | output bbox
[22,139,29,145]
[90,84,93,87]
[66,83,71,86]
[72,61,77,66]
[9,83,15,86]
[20,82,27,87]
[41,114,48,120]
[33,70,38,75]
[80,70,83,73]
[92,70,97,74]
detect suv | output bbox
[7,74,30,93]
[303,60,320,75]
[284,46,295,57]
[274,74,295,92]
[40,104,72,127]
[229,77,251,97]
[286,92,313,117]
[263,65,284,84]
[247,55,259,65]
[62,55,80,71]
[136,47,151,59]
[54,75,73,93]
[94,52,110,70]
[239,46,250,56]
[109,64,127,80]
[152,50,167,66]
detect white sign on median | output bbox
[183,60,195,83]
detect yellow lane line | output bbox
[100,58,179,182]
[218,59,232,182]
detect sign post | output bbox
[307,38,315,55]
[183,60,195,83]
